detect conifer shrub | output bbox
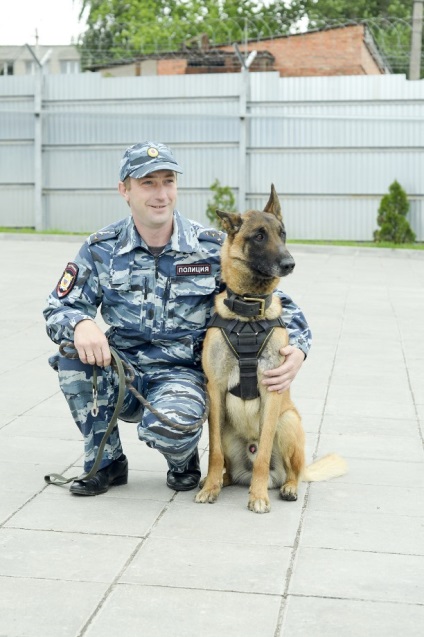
[206,179,236,229]
[374,180,416,244]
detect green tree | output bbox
[305,1,415,75]
[206,179,236,230]
[78,0,311,66]
[374,180,416,244]
[78,1,418,76]
[306,0,411,21]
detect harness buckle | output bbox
[243,296,266,319]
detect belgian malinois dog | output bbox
[195,185,347,513]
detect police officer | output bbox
[43,141,311,496]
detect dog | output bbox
[195,185,347,513]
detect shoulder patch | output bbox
[88,227,120,245]
[197,228,225,246]
[56,262,78,298]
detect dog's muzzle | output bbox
[279,254,295,277]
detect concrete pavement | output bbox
[0,236,423,637]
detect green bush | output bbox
[206,179,236,230]
[374,180,416,244]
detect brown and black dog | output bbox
[195,185,347,513]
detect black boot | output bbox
[70,455,128,496]
[166,450,201,491]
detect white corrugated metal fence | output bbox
[0,71,423,240]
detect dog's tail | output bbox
[302,453,347,482]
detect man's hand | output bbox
[262,345,305,393]
[74,320,111,367]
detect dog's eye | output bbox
[254,232,265,242]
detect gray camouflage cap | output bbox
[119,141,183,181]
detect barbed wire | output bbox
[77,16,420,73]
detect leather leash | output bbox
[44,343,209,487]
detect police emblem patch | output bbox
[56,262,79,298]
[147,147,159,158]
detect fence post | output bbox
[26,45,51,230]
[238,67,247,212]
[409,0,424,80]
[33,69,43,230]
[234,45,257,211]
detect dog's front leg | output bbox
[195,384,225,504]
[248,393,282,513]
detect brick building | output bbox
[90,25,389,77]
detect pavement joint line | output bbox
[311,252,352,462]
[2,236,424,634]
[1,491,46,530]
[0,354,55,377]
[76,535,147,637]
[275,258,353,636]
[0,418,16,431]
[99,581,283,597]
[389,291,424,456]
[0,390,64,421]
[288,593,424,607]
[3,524,148,540]
[77,494,178,637]
[273,486,310,637]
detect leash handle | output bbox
[44,346,126,487]
[45,343,209,487]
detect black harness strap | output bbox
[207,313,285,400]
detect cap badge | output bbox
[147,147,159,158]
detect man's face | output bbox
[119,170,177,230]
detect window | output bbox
[60,60,80,74]
[25,60,36,75]
[0,61,14,75]
[25,61,50,75]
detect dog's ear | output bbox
[216,210,243,236]
[263,184,283,222]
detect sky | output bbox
[0,0,88,46]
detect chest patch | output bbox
[56,262,79,298]
[176,263,211,276]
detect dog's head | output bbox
[216,184,295,284]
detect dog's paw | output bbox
[248,496,271,514]
[280,484,298,501]
[195,485,221,504]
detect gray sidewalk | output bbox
[1,237,423,637]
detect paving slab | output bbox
[307,481,424,517]
[0,577,107,637]
[280,597,424,637]
[120,536,292,594]
[0,527,140,582]
[301,509,424,555]
[289,547,424,605]
[1,238,424,637]
[150,499,304,545]
[83,584,282,637]
[318,432,424,462]
[5,491,167,537]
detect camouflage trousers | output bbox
[49,351,206,474]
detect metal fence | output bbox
[0,71,423,240]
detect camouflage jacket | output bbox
[44,211,311,370]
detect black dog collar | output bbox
[223,288,273,319]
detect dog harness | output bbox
[207,290,285,400]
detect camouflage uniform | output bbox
[43,143,312,476]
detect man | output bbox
[43,141,311,496]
